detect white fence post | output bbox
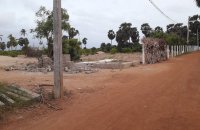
[171,46,174,58]
[142,43,145,64]
[177,45,179,56]
[167,45,170,59]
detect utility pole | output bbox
[53,0,63,98]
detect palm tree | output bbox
[107,30,115,45]
[0,42,6,51]
[82,38,87,49]
[20,29,27,37]
[196,0,200,7]
[0,35,2,41]
[155,26,163,33]
[68,27,79,39]
[7,34,17,50]
[141,23,152,37]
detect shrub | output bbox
[110,48,117,54]
[0,50,23,57]
[122,48,132,53]
[24,47,43,58]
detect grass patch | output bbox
[0,50,23,57]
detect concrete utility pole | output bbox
[53,0,63,98]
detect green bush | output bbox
[0,50,23,57]
[110,48,117,54]
[122,48,132,53]
[81,49,91,56]
[63,38,81,61]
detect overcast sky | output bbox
[0,0,199,48]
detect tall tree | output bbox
[141,23,152,37]
[18,37,29,47]
[155,26,163,33]
[0,42,6,51]
[31,6,70,57]
[100,42,106,52]
[196,0,200,7]
[68,27,79,39]
[20,29,27,37]
[107,30,115,45]
[116,22,139,51]
[7,34,17,50]
[0,35,2,41]
[82,38,87,48]
[130,27,140,43]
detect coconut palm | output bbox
[107,30,115,45]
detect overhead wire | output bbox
[148,0,177,23]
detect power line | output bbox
[148,0,177,23]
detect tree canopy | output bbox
[107,30,115,45]
[31,6,70,57]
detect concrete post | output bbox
[53,0,63,98]
[167,45,170,59]
[171,46,174,58]
[177,46,179,56]
[142,43,145,64]
[174,46,176,57]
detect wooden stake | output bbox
[53,0,63,98]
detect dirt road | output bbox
[1,52,200,130]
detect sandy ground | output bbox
[1,52,200,130]
[81,52,142,62]
[0,55,37,68]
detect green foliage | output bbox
[110,48,117,54]
[141,23,152,37]
[63,38,81,61]
[31,6,70,57]
[18,37,29,47]
[0,42,6,51]
[122,48,132,53]
[20,29,27,37]
[121,43,142,53]
[100,43,112,52]
[91,47,97,55]
[68,27,79,39]
[81,49,92,56]
[82,38,88,48]
[0,50,23,57]
[7,34,18,50]
[116,22,140,52]
[150,31,186,45]
[108,30,115,45]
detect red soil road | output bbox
[2,52,200,130]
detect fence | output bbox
[142,45,199,64]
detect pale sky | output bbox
[0,0,199,48]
